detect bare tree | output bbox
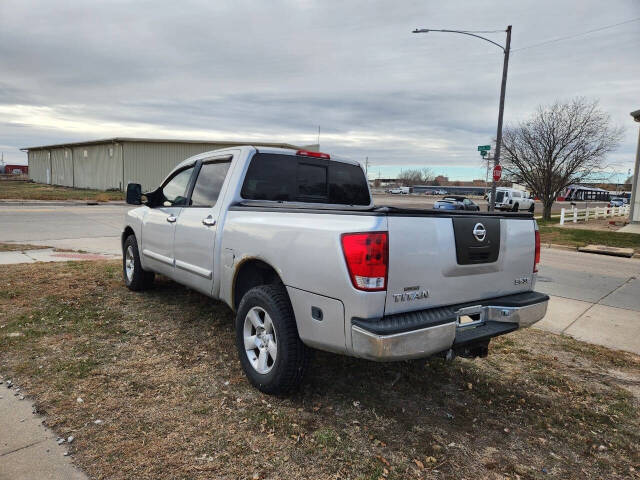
[397,168,434,186]
[501,98,623,219]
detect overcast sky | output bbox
[1,0,638,180]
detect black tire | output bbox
[512,203,519,212]
[123,235,155,291]
[528,203,535,213]
[235,284,311,395]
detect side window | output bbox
[161,167,193,206]
[512,191,521,198]
[190,161,232,207]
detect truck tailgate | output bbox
[384,215,536,316]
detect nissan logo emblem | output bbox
[473,223,486,242]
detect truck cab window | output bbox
[190,161,232,207]
[241,153,369,205]
[297,163,328,199]
[161,167,193,206]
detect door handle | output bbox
[202,215,216,227]
[166,215,177,223]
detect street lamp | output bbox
[413,26,512,212]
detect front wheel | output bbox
[123,235,155,291]
[512,203,519,212]
[235,284,312,395]
[528,203,535,213]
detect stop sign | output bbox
[493,165,502,181]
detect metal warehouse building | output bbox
[22,138,304,192]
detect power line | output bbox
[512,17,640,52]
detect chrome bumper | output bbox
[351,296,548,361]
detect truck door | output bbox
[141,166,194,277]
[172,156,233,296]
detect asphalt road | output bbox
[373,193,609,214]
[0,203,128,254]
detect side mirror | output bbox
[126,183,142,205]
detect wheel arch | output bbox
[121,225,135,248]
[232,258,285,311]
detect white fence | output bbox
[559,205,630,225]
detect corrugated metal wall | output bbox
[72,143,123,190]
[123,142,235,191]
[27,141,269,191]
[50,148,74,187]
[28,150,50,184]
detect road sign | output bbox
[493,165,502,181]
[477,145,491,152]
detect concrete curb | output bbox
[544,242,639,259]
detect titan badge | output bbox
[392,286,429,303]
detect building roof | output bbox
[631,109,640,122]
[21,137,303,151]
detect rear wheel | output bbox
[528,203,535,213]
[512,203,519,212]
[235,284,311,395]
[123,235,155,291]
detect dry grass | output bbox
[0,179,123,201]
[1,261,639,480]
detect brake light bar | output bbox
[341,232,388,291]
[296,150,330,159]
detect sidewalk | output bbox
[618,223,640,234]
[0,248,118,265]
[535,295,640,355]
[0,379,87,480]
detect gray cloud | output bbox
[0,0,638,176]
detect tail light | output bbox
[296,150,330,159]
[341,232,388,291]
[533,229,540,273]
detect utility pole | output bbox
[489,25,511,211]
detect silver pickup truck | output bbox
[122,146,548,394]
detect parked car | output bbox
[489,188,535,212]
[122,147,548,394]
[389,187,410,195]
[609,197,625,207]
[433,196,480,211]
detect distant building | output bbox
[1,164,28,174]
[435,175,449,184]
[22,138,305,191]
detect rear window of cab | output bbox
[241,153,370,206]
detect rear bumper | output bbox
[351,291,549,361]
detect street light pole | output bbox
[412,26,512,211]
[490,25,511,212]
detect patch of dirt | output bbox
[559,217,628,232]
[1,261,639,480]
